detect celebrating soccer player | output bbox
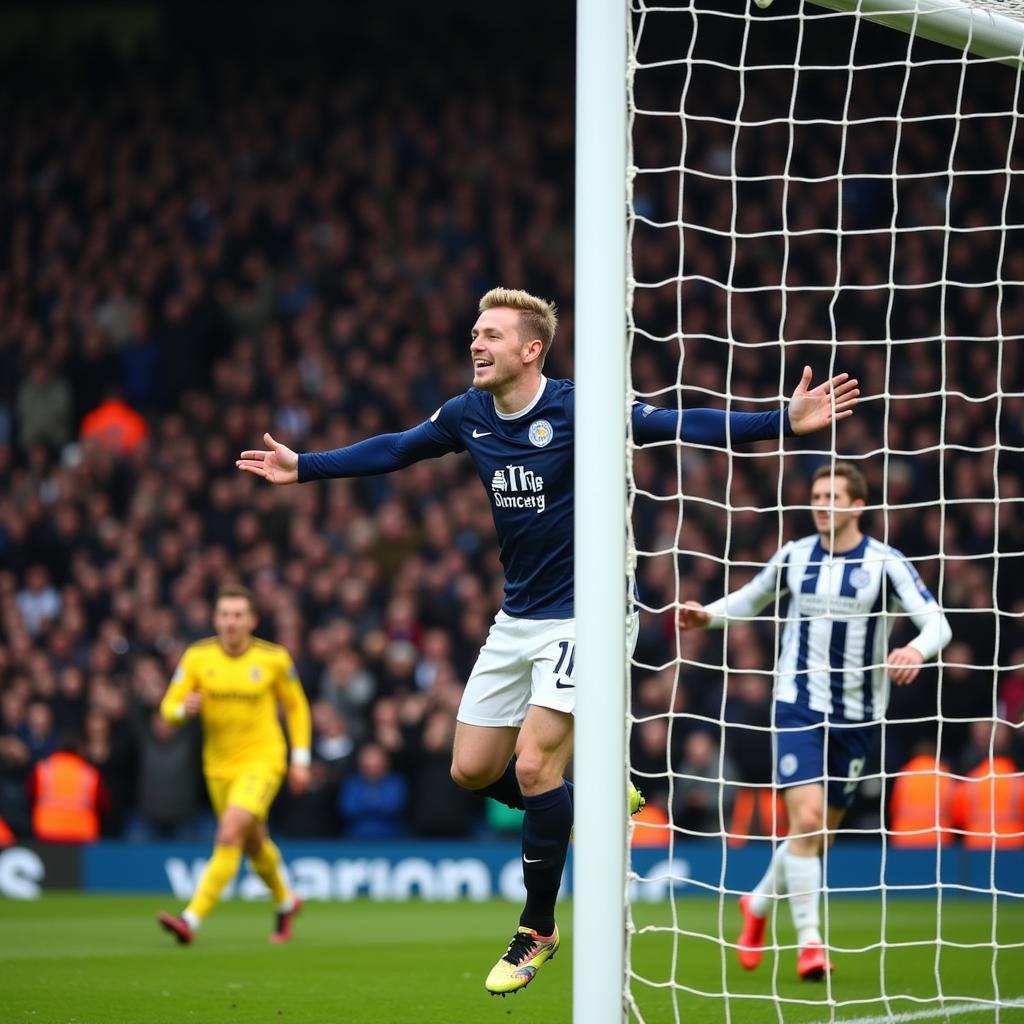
[236,287,858,994]
[679,462,952,980]
[156,584,312,945]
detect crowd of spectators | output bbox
[1,12,1023,843]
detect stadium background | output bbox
[0,0,1021,855]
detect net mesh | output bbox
[625,2,1024,1021]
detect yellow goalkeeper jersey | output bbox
[160,637,311,777]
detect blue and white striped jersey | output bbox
[705,534,952,722]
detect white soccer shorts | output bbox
[456,609,640,728]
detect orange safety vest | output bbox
[951,757,1024,850]
[889,755,955,848]
[32,752,102,843]
[0,814,13,846]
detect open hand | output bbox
[788,366,860,436]
[288,763,311,796]
[236,433,300,485]
[678,600,712,632]
[887,646,924,685]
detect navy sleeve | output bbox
[631,403,793,446]
[298,394,467,482]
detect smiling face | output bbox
[810,473,864,546]
[470,306,542,394]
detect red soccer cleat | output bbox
[736,895,767,970]
[270,894,302,944]
[797,942,834,981]
[156,911,194,945]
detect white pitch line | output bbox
[811,997,1024,1024]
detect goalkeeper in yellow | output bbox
[156,584,311,944]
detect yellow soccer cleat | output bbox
[629,782,646,817]
[485,925,560,995]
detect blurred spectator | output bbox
[16,567,61,639]
[278,702,352,837]
[672,730,739,835]
[951,723,1024,850]
[407,709,477,838]
[130,707,202,840]
[16,362,72,453]
[338,742,409,840]
[27,735,110,843]
[888,741,955,848]
[19,701,58,763]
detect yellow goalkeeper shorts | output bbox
[207,768,284,822]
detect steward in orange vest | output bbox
[0,815,13,846]
[28,739,110,843]
[952,755,1024,850]
[889,743,954,848]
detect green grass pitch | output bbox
[3,895,1022,1023]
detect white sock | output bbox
[182,909,201,931]
[277,894,295,913]
[783,851,822,946]
[749,839,789,917]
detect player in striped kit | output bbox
[679,462,952,980]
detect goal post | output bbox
[807,0,1024,67]
[573,0,629,1022]
[574,0,1024,1022]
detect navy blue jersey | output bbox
[299,377,790,619]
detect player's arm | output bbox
[884,555,953,685]
[633,366,859,446]
[679,546,791,631]
[160,649,201,724]
[275,653,313,795]
[237,397,466,485]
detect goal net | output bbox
[623,2,1024,1022]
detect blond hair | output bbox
[479,287,559,366]
[215,583,257,614]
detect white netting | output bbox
[625,2,1024,1022]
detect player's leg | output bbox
[485,704,573,996]
[157,775,236,943]
[450,611,528,809]
[736,704,826,971]
[157,798,255,943]
[451,722,520,798]
[737,832,790,969]
[244,821,301,943]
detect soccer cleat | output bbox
[736,895,767,970]
[629,782,646,817]
[270,894,302,944]
[797,942,834,981]
[572,783,646,841]
[484,925,560,995]
[156,911,194,945]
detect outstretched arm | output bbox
[633,366,859,446]
[237,422,459,485]
[678,546,792,632]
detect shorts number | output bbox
[843,757,866,796]
[553,641,576,688]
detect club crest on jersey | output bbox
[250,667,262,682]
[850,568,871,589]
[528,419,553,447]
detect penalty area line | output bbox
[811,997,1024,1024]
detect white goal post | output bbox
[573,1,1024,1023]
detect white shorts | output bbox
[456,610,639,728]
